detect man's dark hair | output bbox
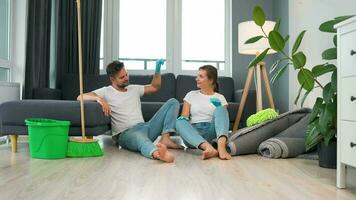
[106,61,124,77]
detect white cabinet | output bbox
[335,16,356,189]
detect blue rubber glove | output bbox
[210,98,222,107]
[177,116,190,121]
[155,59,165,74]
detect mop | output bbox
[67,0,104,157]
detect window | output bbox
[0,0,11,82]
[102,0,231,76]
[182,0,225,71]
[119,0,166,70]
[0,67,10,82]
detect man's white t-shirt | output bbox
[93,85,145,136]
[184,90,228,124]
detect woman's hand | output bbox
[210,98,222,107]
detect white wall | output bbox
[11,0,27,96]
[288,0,356,110]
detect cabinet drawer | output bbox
[339,121,356,167]
[340,77,356,121]
[340,30,356,77]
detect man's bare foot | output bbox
[159,137,183,149]
[153,143,175,163]
[218,147,231,160]
[159,134,183,149]
[202,147,218,160]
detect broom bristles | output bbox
[67,140,104,157]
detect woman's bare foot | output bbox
[159,134,183,149]
[217,136,231,160]
[199,142,218,160]
[218,147,231,160]
[202,148,219,160]
[153,143,175,163]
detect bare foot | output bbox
[217,136,231,160]
[159,137,183,149]
[218,147,231,160]
[154,143,175,163]
[202,147,218,160]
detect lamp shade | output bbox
[238,21,276,55]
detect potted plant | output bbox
[246,6,354,168]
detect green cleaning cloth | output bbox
[246,108,279,127]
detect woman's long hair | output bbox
[199,65,219,92]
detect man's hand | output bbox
[210,98,222,107]
[96,97,111,116]
[155,59,165,74]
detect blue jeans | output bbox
[117,98,179,159]
[176,106,229,149]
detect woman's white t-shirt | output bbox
[183,90,228,124]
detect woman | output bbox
[176,65,231,160]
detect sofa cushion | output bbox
[175,75,198,102]
[141,102,166,122]
[0,100,111,127]
[129,73,176,102]
[217,77,235,102]
[61,73,176,102]
[61,74,111,100]
[176,75,234,102]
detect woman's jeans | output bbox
[176,106,229,149]
[117,98,179,159]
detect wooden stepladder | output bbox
[232,62,275,132]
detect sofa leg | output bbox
[10,135,18,153]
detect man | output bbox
[79,60,180,162]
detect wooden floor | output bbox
[1,136,356,200]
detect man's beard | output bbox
[117,81,129,89]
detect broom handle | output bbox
[76,0,86,139]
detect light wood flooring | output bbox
[1,135,356,200]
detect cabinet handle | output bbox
[351,96,356,101]
[351,142,356,148]
[351,50,356,56]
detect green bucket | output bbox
[25,118,71,159]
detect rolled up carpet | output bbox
[220,108,311,156]
[257,113,309,158]
[258,137,305,158]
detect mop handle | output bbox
[76,0,86,140]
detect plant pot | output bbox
[318,140,336,169]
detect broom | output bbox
[67,0,104,157]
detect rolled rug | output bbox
[221,108,311,156]
[258,137,305,158]
[257,113,309,158]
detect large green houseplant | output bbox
[245,6,354,152]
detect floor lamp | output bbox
[232,21,277,132]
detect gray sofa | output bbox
[0,73,256,152]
